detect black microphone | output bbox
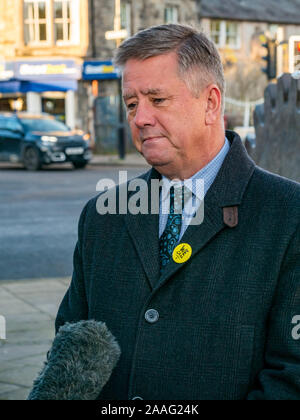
[27,320,121,400]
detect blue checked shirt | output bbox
[159,137,230,240]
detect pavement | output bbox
[0,152,150,171]
[89,152,150,167]
[0,277,71,400]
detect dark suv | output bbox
[0,112,92,170]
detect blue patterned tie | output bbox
[159,185,185,273]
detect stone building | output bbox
[1,0,300,152]
[0,0,89,129]
[80,0,201,152]
[87,0,200,59]
[201,0,300,67]
[200,0,300,128]
[0,0,201,152]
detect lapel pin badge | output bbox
[172,243,192,264]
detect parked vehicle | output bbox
[0,112,92,170]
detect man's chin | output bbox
[142,154,170,167]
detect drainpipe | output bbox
[90,0,96,58]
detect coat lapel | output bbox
[124,168,162,289]
[124,131,256,290]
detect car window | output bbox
[6,119,23,132]
[19,118,69,133]
[0,117,22,132]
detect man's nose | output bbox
[133,103,156,128]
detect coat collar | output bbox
[125,131,256,290]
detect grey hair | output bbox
[114,24,226,114]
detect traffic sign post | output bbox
[105,0,128,48]
[105,0,127,159]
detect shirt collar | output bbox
[161,137,230,202]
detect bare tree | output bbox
[225,58,268,102]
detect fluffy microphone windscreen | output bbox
[27,320,121,400]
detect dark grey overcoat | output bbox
[55,131,300,400]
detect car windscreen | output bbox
[0,117,23,132]
[19,118,69,133]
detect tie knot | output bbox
[170,185,193,214]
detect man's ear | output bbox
[205,84,222,125]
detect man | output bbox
[55,24,300,400]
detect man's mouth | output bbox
[143,136,165,142]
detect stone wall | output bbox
[0,0,19,58]
[89,0,200,60]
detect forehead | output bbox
[122,53,183,96]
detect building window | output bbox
[210,20,240,49]
[121,1,131,37]
[24,0,79,46]
[24,0,50,44]
[210,20,221,46]
[226,22,239,48]
[164,6,179,24]
[54,0,79,45]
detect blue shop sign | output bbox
[0,60,80,93]
[15,60,81,81]
[83,61,120,80]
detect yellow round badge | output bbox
[172,243,192,264]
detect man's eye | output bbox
[127,103,137,110]
[153,98,165,104]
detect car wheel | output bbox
[23,147,42,171]
[72,161,88,169]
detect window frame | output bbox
[23,0,80,47]
[210,19,241,50]
[225,21,240,49]
[54,0,80,46]
[164,5,179,24]
[24,0,51,46]
[210,19,222,47]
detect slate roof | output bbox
[200,0,300,24]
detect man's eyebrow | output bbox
[123,88,164,100]
[140,88,164,96]
[123,92,137,101]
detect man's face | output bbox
[122,53,210,176]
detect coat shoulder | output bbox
[248,166,300,220]
[79,168,153,223]
[251,166,300,199]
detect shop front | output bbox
[0,61,26,113]
[0,60,81,129]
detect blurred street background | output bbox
[0,160,148,400]
[0,163,147,280]
[0,0,299,400]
